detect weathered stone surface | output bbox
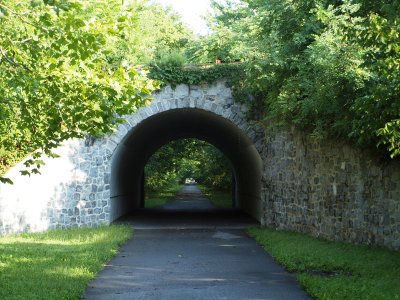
[189,90,203,101]
[174,84,189,98]
[0,81,248,236]
[261,128,400,250]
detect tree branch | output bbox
[0,3,52,32]
[0,47,34,73]
[346,9,353,24]
[10,38,33,44]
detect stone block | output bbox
[190,90,203,101]
[89,167,98,178]
[189,98,195,108]
[125,114,139,127]
[177,99,184,109]
[218,88,232,99]
[159,100,167,111]
[205,83,219,96]
[196,99,205,109]
[170,99,178,109]
[174,84,189,98]
[161,85,173,98]
[204,101,212,111]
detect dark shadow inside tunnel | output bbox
[110,108,262,223]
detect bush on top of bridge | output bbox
[148,63,245,89]
[204,0,400,159]
[147,0,400,160]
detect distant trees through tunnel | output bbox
[144,138,233,209]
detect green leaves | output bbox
[148,64,244,89]
[205,0,400,159]
[0,0,157,183]
[145,139,231,192]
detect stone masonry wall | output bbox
[261,127,400,250]
[0,138,114,235]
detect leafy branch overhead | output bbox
[145,138,231,192]
[0,0,160,183]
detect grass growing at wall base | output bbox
[197,185,232,208]
[0,225,132,299]
[247,227,400,300]
[145,184,184,208]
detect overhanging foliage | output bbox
[204,0,400,159]
[0,0,194,183]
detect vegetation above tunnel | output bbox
[149,0,400,160]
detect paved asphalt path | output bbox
[82,184,311,300]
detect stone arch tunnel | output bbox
[111,108,263,221]
[0,79,265,235]
[1,79,399,250]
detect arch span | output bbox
[111,108,262,221]
[0,80,265,235]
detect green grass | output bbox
[197,185,232,208]
[144,184,184,208]
[247,227,400,300]
[0,225,132,299]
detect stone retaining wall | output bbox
[261,128,400,250]
[0,139,112,235]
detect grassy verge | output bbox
[247,227,400,300]
[0,225,132,299]
[197,185,232,208]
[144,184,184,208]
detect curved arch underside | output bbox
[111,108,262,221]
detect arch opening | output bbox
[110,108,262,222]
[143,138,235,209]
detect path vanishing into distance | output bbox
[82,184,311,300]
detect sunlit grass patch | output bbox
[197,185,232,208]
[145,184,184,208]
[0,225,132,299]
[247,227,400,300]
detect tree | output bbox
[0,0,157,183]
[205,0,400,158]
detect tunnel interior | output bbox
[110,108,263,221]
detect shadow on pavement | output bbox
[114,184,259,229]
[114,208,258,230]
